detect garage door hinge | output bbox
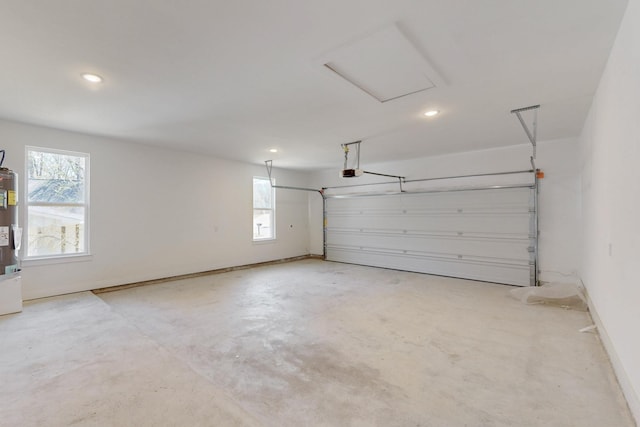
[527,246,535,253]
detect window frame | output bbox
[23,146,90,261]
[252,176,276,242]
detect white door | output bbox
[324,186,536,286]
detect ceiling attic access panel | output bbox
[322,24,445,103]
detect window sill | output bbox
[252,238,276,245]
[21,254,93,267]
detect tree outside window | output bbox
[25,147,89,258]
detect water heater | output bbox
[0,167,20,275]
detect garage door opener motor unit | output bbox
[340,141,405,184]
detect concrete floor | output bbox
[0,259,634,426]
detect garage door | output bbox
[324,186,536,286]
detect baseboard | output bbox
[587,294,640,424]
[92,255,320,294]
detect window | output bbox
[253,177,275,241]
[25,147,89,258]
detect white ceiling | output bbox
[0,0,628,170]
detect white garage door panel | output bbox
[325,187,535,286]
[328,247,530,285]
[326,232,529,260]
[329,188,527,209]
[325,215,530,234]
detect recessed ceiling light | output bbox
[424,110,439,117]
[269,148,278,153]
[81,73,103,83]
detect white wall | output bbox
[579,0,640,419]
[0,119,310,300]
[309,138,582,284]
